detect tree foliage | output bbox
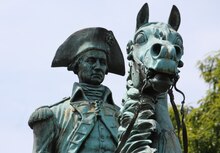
[169,51,220,153]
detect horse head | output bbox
[127,3,184,95]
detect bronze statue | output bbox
[117,3,186,153]
[28,27,125,153]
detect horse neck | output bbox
[140,92,175,131]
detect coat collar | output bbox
[70,82,114,105]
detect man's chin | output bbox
[90,78,104,85]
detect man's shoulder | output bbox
[114,104,120,111]
[28,97,71,129]
[49,97,71,108]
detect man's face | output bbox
[77,50,108,85]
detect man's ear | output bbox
[73,64,79,74]
[105,64,109,75]
[67,62,77,73]
[67,57,81,74]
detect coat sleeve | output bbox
[28,106,56,153]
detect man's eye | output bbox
[86,58,96,64]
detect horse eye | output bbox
[134,33,147,44]
[174,45,183,60]
[175,37,183,49]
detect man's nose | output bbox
[94,60,101,70]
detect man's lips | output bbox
[91,73,103,79]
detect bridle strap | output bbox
[174,79,188,153]
[168,89,181,139]
[168,84,188,153]
[132,51,148,74]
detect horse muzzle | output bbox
[149,73,173,93]
[143,59,179,93]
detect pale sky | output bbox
[1,0,220,152]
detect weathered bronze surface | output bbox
[28,4,186,152]
[28,27,125,153]
[117,3,184,153]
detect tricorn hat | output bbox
[51,27,125,76]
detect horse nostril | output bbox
[152,43,161,57]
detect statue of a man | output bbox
[28,27,125,153]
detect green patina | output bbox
[28,4,187,153]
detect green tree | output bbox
[169,51,220,153]
[187,51,220,153]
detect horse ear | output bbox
[136,3,149,31]
[168,5,181,31]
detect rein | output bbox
[168,78,188,153]
[115,89,144,153]
[115,103,141,153]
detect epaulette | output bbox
[28,97,70,129]
[28,106,54,129]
